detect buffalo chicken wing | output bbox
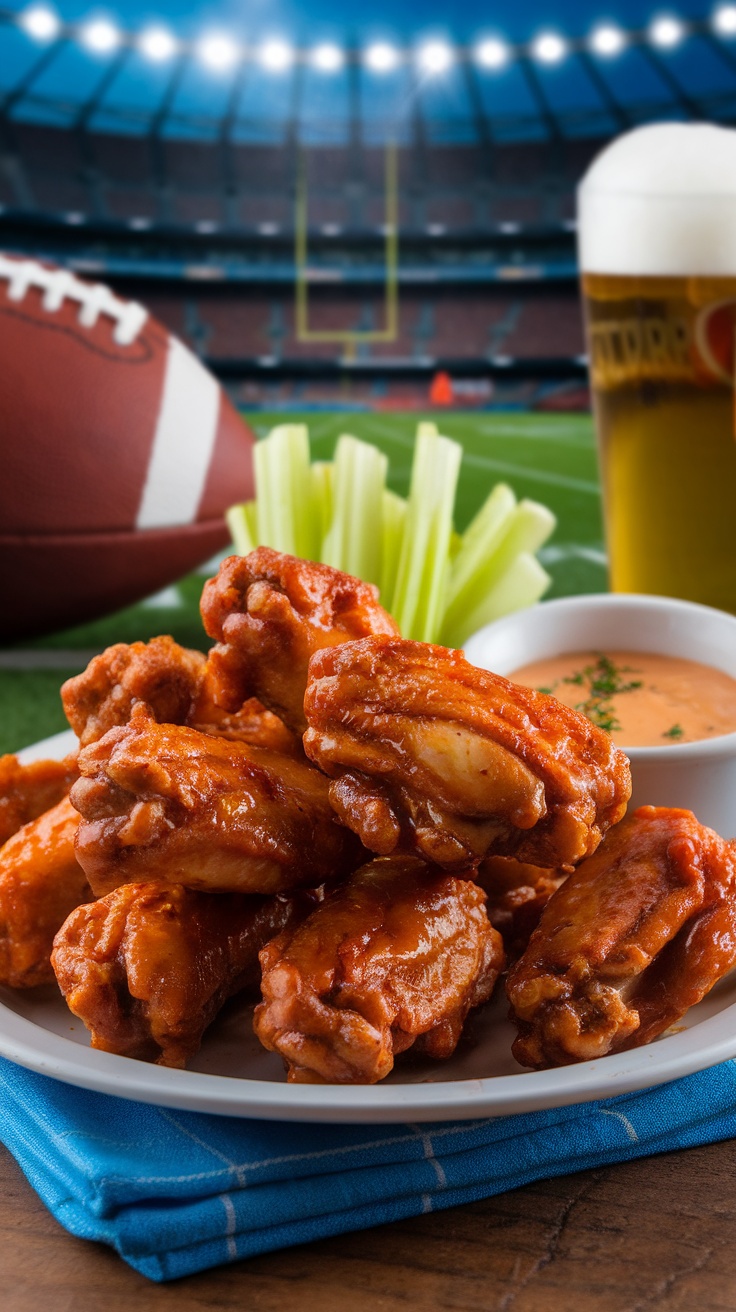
[71,707,361,896]
[303,638,631,870]
[0,797,91,987]
[254,855,504,1083]
[0,752,78,846]
[52,882,311,1067]
[507,806,736,1068]
[200,549,399,733]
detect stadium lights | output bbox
[475,38,509,69]
[531,32,568,63]
[417,40,454,74]
[198,33,240,70]
[19,4,60,41]
[589,24,626,56]
[260,39,294,71]
[139,26,178,62]
[713,4,736,35]
[648,15,686,47]
[80,18,121,54]
[311,43,344,71]
[364,41,400,72]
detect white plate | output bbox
[2,729,736,1124]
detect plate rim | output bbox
[4,728,734,1124]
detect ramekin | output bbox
[463,593,736,840]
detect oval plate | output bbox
[2,729,736,1124]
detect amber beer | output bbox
[579,125,736,612]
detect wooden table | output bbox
[4,1137,736,1312]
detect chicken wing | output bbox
[52,883,311,1067]
[199,549,399,733]
[476,856,566,960]
[507,806,736,1069]
[0,752,78,846]
[71,706,362,897]
[254,855,504,1084]
[62,635,300,756]
[303,637,631,870]
[62,635,205,746]
[0,796,91,987]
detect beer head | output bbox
[578,123,736,275]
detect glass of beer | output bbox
[578,123,736,612]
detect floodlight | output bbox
[531,32,567,63]
[417,40,454,74]
[198,33,239,70]
[589,24,626,56]
[311,43,344,71]
[80,18,121,54]
[260,39,294,71]
[139,26,177,62]
[475,38,509,69]
[714,4,736,35]
[649,15,686,47]
[259,222,280,235]
[364,41,399,72]
[19,5,60,41]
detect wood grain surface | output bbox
[4,1137,736,1312]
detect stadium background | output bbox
[0,0,732,745]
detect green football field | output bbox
[0,410,606,754]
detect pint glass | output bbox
[578,124,736,612]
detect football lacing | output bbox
[0,253,148,345]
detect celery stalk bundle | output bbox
[226,422,556,648]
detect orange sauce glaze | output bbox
[509,650,736,748]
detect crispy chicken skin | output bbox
[71,706,361,897]
[303,637,631,871]
[0,797,91,987]
[477,856,566,960]
[199,549,399,733]
[62,636,206,747]
[507,806,736,1069]
[0,753,78,847]
[254,856,504,1084]
[61,635,299,755]
[52,883,310,1067]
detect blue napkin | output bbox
[2,1056,736,1282]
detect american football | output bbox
[0,252,255,641]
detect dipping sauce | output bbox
[509,650,736,748]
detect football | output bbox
[0,252,256,642]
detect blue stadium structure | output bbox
[1,5,735,406]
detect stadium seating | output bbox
[501,297,585,358]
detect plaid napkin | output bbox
[1,1056,736,1282]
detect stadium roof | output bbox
[2,2,736,142]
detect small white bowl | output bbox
[464,593,736,840]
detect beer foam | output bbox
[578,123,736,275]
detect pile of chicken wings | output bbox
[2,547,735,1084]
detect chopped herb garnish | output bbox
[565,653,643,734]
[662,723,684,740]
[537,684,555,695]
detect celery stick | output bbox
[450,554,551,650]
[380,489,407,610]
[311,461,334,556]
[446,483,517,610]
[392,427,462,642]
[254,424,316,558]
[226,502,256,556]
[440,497,555,645]
[321,435,388,586]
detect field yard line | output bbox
[458,452,600,495]
[540,544,608,566]
[473,424,595,447]
[0,650,101,671]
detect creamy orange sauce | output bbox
[509,649,736,747]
